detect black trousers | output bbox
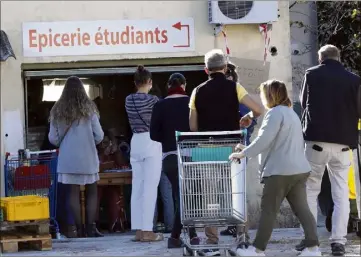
[163,155,197,239]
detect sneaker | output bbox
[295,240,306,251]
[331,243,345,256]
[140,231,164,242]
[220,226,237,236]
[167,237,183,249]
[299,247,322,256]
[200,249,221,256]
[236,246,265,256]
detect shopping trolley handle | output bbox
[175,130,247,138]
[6,149,58,159]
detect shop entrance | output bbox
[23,64,207,234]
[24,65,207,150]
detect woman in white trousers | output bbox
[125,65,163,242]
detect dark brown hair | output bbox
[260,79,292,109]
[168,73,186,88]
[134,65,152,87]
[226,66,238,82]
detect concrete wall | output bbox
[289,1,318,116]
[0,1,292,227]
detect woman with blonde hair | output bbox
[229,80,321,256]
[49,76,104,238]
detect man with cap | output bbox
[189,49,263,256]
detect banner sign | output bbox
[22,18,195,57]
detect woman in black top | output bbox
[150,73,200,248]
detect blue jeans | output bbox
[154,171,175,231]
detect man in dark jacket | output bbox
[298,44,361,256]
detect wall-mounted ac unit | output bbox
[208,1,278,24]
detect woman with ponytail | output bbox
[125,65,163,242]
[150,73,200,248]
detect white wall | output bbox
[0,1,292,226]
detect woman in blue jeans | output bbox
[150,73,200,248]
[153,172,175,233]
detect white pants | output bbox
[353,149,361,218]
[130,132,162,231]
[305,141,351,245]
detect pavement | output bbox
[3,227,360,256]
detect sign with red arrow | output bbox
[172,21,191,48]
[23,18,195,57]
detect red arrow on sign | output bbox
[172,22,190,48]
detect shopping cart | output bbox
[176,130,247,256]
[4,149,60,238]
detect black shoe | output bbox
[331,243,345,256]
[77,226,85,238]
[295,240,306,251]
[200,249,221,256]
[65,225,78,238]
[86,223,104,237]
[167,237,183,249]
[220,226,237,236]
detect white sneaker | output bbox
[298,247,322,256]
[236,246,266,256]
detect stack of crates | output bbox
[0,195,49,221]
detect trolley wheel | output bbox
[237,242,249,249]
[228,250,237,256]
[183,246,196,256]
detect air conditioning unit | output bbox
[208,1,279,24]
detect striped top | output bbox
[125,93,159,133]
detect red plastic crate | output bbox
[14,165,51,190]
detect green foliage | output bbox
[290,1,361,75]
[316,1,361,75]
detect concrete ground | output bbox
[3,227,360,256]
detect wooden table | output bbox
[80,171,132,226]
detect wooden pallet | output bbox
[0,219,50,235]
[0,232,52,253]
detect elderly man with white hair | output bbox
[299,44,361,256]
[188,49,263,256]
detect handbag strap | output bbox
[58,121,74,146]
[131,94,149,130]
